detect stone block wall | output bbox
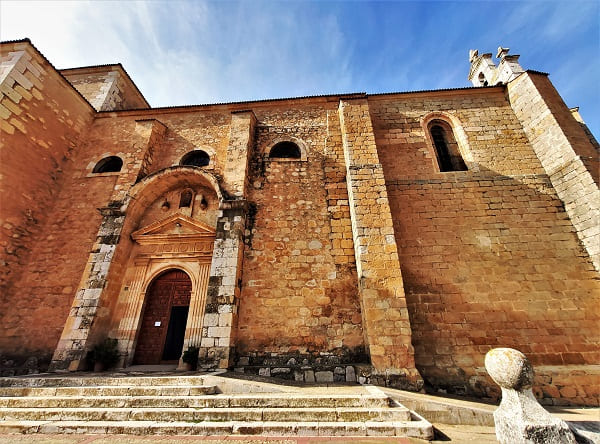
[61,66,148,112]
[150,110,230,175]
[0,41,94,368]
[236,103,365,364]
[507,72,599,271]
[338,97,421,389]
[1,40,597,404]
[371,90,599,404]
[199,203,246,369]
[371,88,544,180]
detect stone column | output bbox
[116,259,150,365]
[49,119,166,371]
[182,263,211,349]
[198,110,255,369]
[338,98,422,390]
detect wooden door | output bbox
[133,269,191,364]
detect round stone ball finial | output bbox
[485,348,534,391]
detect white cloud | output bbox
[0,0,597,135]
[1,1,358,106]
[1,1,86,65]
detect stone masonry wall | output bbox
[371,91,600,405]
[88,109,231,362]
[62,68,148,112]
[2,37,597,405]
[371,88,544,180]
[236,104,365,366]
[25,117,161,370]
[62,72,113,111]
[198,110,255,369]
[47,109,233,370]
[338,98,421,390]
[506,72,599,271]
[150,110,230,177]
[0,42,94,370]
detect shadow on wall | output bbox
[386,164,599,405]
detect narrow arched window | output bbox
[181,150,210,167]
[429,121,467,172]
[179,189,193,208]
[269,141,301,159]
[93,156,123,173]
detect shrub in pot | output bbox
[182,346,199,371]
[88,338,119,372]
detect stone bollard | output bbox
[484,348,577,444]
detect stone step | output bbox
[0,375,208,387]
[0,406,411,422]
[0,385,218,397]
[0,419,434,439]
[0,394,390,409]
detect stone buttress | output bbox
[338,97,423,390]
[198,110,257,369]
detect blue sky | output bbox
[2,1,599,136]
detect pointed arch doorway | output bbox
[133,269,192,364]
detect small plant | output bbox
[88,338,119,371]
[182,346,199,370]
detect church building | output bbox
[0,39,598,406]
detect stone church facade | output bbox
[1,39,598,406]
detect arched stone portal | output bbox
[49,167,223,371]
[115,213,216,368]
[49,110,256,372]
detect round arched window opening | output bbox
[93,156,123,173]
[181,150,210,167]
[428,120,467,172]
[269,141,301,159]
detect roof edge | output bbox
[96,85,504,117]
[525,69,550,76]
[1,38,96,113]
[59,64,150,108]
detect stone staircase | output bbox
[0,373,433,439]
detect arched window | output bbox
[93,156,123,173]
[428,121,467,172]
[269,141,301,159]
[181,150,210,167]
[179,189,193,208]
